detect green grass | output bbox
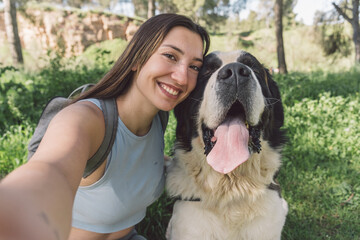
[280,92,360,239]
[0,123,33,179]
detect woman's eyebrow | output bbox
[162,44,203,63]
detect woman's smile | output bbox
[158,82,181,98]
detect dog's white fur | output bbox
[166,138,288,240]
[166,51,288,240]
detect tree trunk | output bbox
[352,0,360,64]
[4,0,23,65]
[333,0,360,65]
[148,0,156,18]
[274,0,287,74]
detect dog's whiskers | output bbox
[188,97,202,103]
[265,98,280,106]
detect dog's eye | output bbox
[201,64,218,76]
[203,69,213,76]
[250,67,257,73]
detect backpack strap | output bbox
[83,98,118,178]
[84,108,167,178]
[69,83,95,98]
[27,97,70,160]
[27,83,119,178]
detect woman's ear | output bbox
[132,65,138,71]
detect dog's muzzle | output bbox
[201,62,264,174]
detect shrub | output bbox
[0,50,112,134]
[275,70,360,106]
[0,123,33,179]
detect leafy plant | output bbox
[0,49,112,134]
[0,123,33,179]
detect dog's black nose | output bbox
[218,63,251,81]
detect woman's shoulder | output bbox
[69,99,104,123]
[48,99,105,142]
[30,99,106,185]
[78,98,102,110]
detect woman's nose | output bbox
[172,64,188,85]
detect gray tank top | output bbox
[72,99,165,233]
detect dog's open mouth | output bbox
[202,101,262,174]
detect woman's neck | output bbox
[116,91,158,136]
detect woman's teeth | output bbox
[160,83,179,96]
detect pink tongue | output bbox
[206,118,250,174]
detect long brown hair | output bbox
[75,13,210,101]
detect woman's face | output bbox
[133,26,204,112]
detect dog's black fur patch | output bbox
[174,51,286,152]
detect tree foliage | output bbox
[131,0,248,31]
[313,1,358,62]
[12,0,250,31]
[17,0,119,10]
[253,0,297,28]
[131,0,148,18]
[197,0,243,31]
[332,0,360,64]
[319,22,351,57]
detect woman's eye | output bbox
[164,53,176,61]
[190,65,201,72]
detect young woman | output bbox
[0,14,210,240]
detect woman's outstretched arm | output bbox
[0,101,105,240]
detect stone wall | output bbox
[0,7,142,57]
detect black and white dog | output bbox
[166,50,288,240]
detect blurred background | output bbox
[0,1,359,239]
[1,0,359,72]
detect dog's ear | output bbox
[261,68,286,147]
[174,99,195,151]
[174,74,209,151]
[265,69,284,127]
